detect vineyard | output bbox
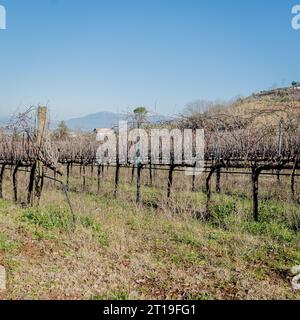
[0,95,300,299]
[0,99,299,221]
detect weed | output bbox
[80,216,110,247]
[0,233,18,252]
[22,207,74,230]
[92,291,130,300]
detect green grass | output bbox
[80,216,110,247]
[0,199,6,209]
[0,233,18,252]
[21,206,74,230]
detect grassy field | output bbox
[0,167,299,300]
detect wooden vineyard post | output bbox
[251,167,261,222]
[205,167,216,220]
[0,164,5,199]
[66,162,71,187]
[192,165,196,192]
[27,162,37,205]
[149,162,153,187]
[32,106,47,206]
[215,140,221,193]
[97,165,101,193]
[82,164,86,190]
[215,142,221,193]
[136,163,142,204]
[114,160,120,198]
[216,166,221,193]
[114,137,120,198]
[167,164,175,199]
[12,161,21,203]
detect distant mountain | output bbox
[60,112,172,131]
[0,111,173,131]
[64,112,124,131]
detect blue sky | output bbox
[0,0,299,119]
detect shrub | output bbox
[210,201,237,227]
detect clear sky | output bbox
[0,0,300,119]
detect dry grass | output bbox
[0,168,299,300]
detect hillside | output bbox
[180,86,300,133]
[0,173,300,300]
[231,86,300,115]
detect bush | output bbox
[210,201,237,227]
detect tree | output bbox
[54,121,69,140]
[183,100,228,117]
[132,107,148,128]
[292,81,300,87]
